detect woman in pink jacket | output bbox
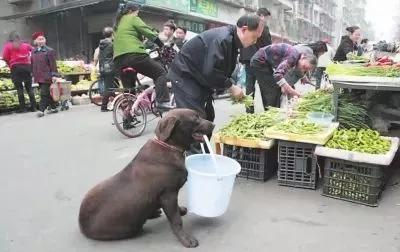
[2,31,36,113]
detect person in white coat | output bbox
[315,39,335,89]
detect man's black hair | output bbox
[236,14,261,31]
[306,41,328,56]
[176,26,187,34]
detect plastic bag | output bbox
[232,64,246,88]
[50,82,61,102]
[237,64,246,88]
[90,67,98,81]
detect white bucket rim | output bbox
[185,154,241,177]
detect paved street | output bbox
[1,98,400,252]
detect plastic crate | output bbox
[223,144,277,181]
[322,158,386,207]
[278,141,317,189]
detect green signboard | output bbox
[176,19,206,33]
[146,0,189,13]
[190,0,218,17]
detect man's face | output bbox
[35,36,46,47]
[175,28,186,40]
[237,22,263,48]
[163,26,174,37]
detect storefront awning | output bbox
[0,0,111,20]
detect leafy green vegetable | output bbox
[326,63,400,77]
[296,89,369,129]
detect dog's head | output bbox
[155,109,215,150]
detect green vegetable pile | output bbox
[0,78,14,91]
[296,89,369,129]
[57,61,87,74]
[346,52,369,62]
[297,89,332,113]
[0,90,40,109]
[0,66,10,74]
[273,119,323,135]
[231,94,254,109]
[326,63,400,77]
[326,129,391,154]
[220,107,282,139]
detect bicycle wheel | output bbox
[113,97,147,138]
[89,78,120,106]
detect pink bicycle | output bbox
[112,84,174,138]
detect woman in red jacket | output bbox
[30,32,59,117]
[2,31,36,113]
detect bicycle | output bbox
[112,84,175,138]
[111,46,175,138]
[88,68,143,106]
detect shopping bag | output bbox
[50,81,61,102]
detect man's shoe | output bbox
[156,101,175,110]
[36,111,45,118]
[100,108,109,112]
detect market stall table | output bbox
[330,75,400,120]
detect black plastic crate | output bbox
[278,141,317,189]
[322,158,386,207]
[223,144,277,181]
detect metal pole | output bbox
[80,7,84,57]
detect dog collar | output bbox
[152,137,185,154]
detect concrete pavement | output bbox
[0,99,399,252]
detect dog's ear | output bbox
[155,116,179,141]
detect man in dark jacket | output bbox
[167,14,263,122]
[98,27,114,112]
[239,8,272,113]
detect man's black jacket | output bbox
[168,25,242,91]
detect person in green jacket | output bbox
[113,2,172,109]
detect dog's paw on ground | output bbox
[180,234,199,248]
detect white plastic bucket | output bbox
[185,154,241,217]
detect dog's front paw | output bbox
[179,206,188,216]
[179,234,199,248]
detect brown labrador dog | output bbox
[79,109,214,248]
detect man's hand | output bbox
[52,77,59,83]
[281,83,300,97]
[228,85,244,99]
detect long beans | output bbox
[220,108,282,139]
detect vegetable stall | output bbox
[214,86,399,207]
[0,61,94,113]
[326,58,400,133]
